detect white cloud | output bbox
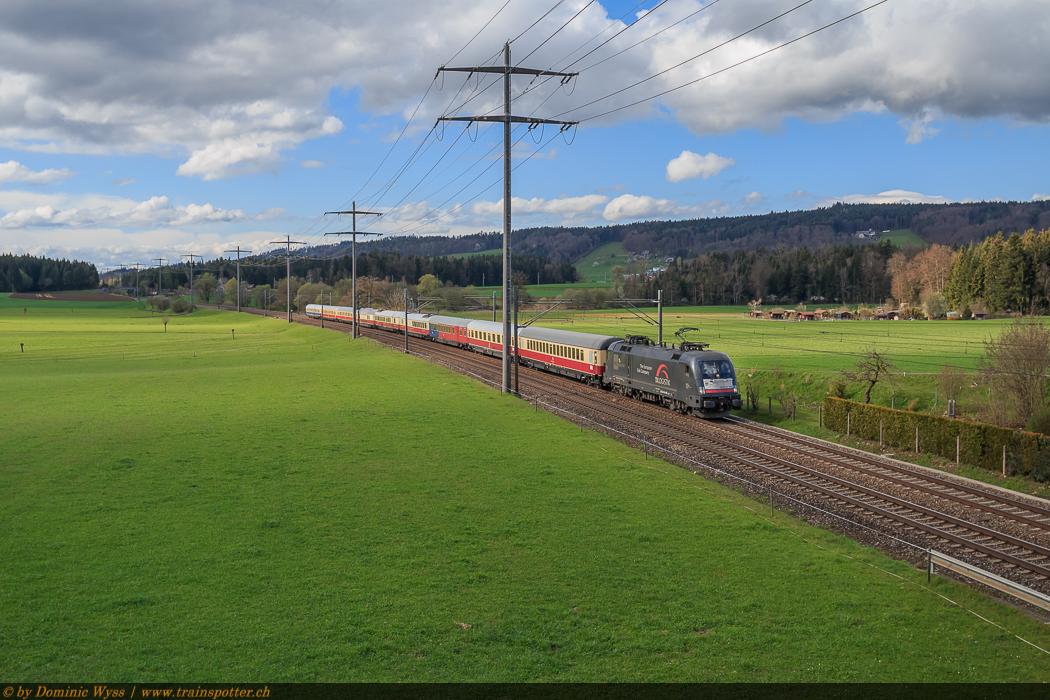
[0,228,292,268]
[666,151,734,182]
[1033,193,1050,202]
[0,160,75,185]
[111,177,135,186]
[837,189,953,205]
[901,110,941,144]
[301,160,325,168]
[0,0,1046,182]
[471,194,608,218]
[0,191,283,229]
[603,194,676,221]
[743,191,764,204]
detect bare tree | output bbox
[938,364,967,411]
[846,348,898,404]
[914,244,956,294]
[980,320,1050,425]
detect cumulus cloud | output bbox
[1,228,292,268]
[0,160,74,185]
[603,194,676,221]
[1033,193,1050,202]
[0,191,284,229]
[471,195,608,218]
[901,110,941,144]
[0,0,1045,183]
[743,191,764,204]
[666,151,734,182]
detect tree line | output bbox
[1,254,99,293]
[633,240,899,307]
[122,250,578,296]
[310,200,1050,264]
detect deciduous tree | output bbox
[846,348,897,404]
[981,320,1050,426]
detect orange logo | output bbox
[656,364,669,379]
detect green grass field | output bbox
[446,248,502,259]
[881,229,927,247]
[2,295,1049,681]
[574,241,638,282]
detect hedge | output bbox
[822,397,1050,482]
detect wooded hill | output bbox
[303,200,1050,264]
[1,254,99,293]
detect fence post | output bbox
[819,405,822,428]
[1003,445,1007,477]
[957,434,960,465]
[847,413,850,436]
[915,425,919,454]
[880,420,883,448]
[768,398,771,416]
[927,551,932,583]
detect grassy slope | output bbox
[1,296,1048,681]
[446,248,502,259]
[574,241,634,282]
[882,229,927,247]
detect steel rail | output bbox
[722,415,1050,521]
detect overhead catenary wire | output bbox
[563,0,891,123]
[319,0,889,255]
[325,1,656,240]
[553,0,819,120]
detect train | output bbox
[305,303,742,417]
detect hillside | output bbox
[301,200,1050,265]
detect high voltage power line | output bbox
[271,0,894,267]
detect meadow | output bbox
[573,241,636,282]
[2,294,1049,681]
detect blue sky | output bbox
[1,0,1047,270]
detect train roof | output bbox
[519,325,623,350]
[465,319,622,350]
[425,314,466,327]
[610,339,734,363]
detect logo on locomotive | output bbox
[655,364,671,386]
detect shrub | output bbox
[823,396,1050,481]
[171,298,191,314]
[150,297,170,311]
[1025,407,1050,436]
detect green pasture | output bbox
[443,300,1015,422]
[2,296,1049,681]
[446,248,502,259]
[574,241,638,281]
[881,228,927,247]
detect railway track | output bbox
[214,305,1050,603]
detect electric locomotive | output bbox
[604,335,741,417]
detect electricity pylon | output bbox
[437,42,578,393]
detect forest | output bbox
[122,249,579,296]
[312,200,1050,263]
[0,254,99,293]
